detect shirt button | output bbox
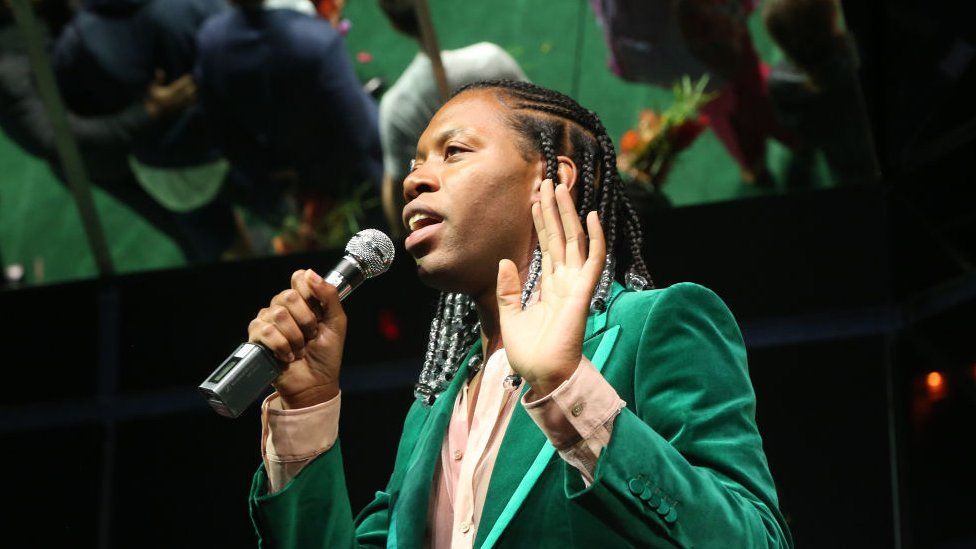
[453,450,463,461]
[459,521,471,534]
[571,401,584,417]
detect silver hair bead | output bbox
[416,291,483,405]
[444,331,460,379]
[624,269,649,291]
[468,352,484,374]
[590,256,615,313]
[520,247,543,308]
[422,312,440,367]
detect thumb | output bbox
[496,259,522,319]
[307,271,347,327]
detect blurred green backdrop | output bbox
[0,0,832,285]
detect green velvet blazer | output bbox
[248,282,793,548]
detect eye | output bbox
[409,159,418,172]
[445,145,467,159]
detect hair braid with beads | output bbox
[413,80,653,405]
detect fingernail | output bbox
[307,269,322,284]
[285,352,295,362]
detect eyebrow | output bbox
[415,127,470,159]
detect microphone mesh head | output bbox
[345,229,395,279]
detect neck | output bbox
[475,292,502,359]
[474,251,533,359]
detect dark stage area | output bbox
[2,181,974,547]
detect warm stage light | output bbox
[377,309,401,341]
[925,371,944,390]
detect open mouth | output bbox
[408,213,443,232]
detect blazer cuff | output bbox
[522,358,625,450]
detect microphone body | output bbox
[199,230,394,418]
[325,255,366,301]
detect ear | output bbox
[530,155,580,203]
[555,155,579,194]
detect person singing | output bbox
[243,80,792,548]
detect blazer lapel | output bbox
[472,381,547,548]
[475,284,625,548]
[390,340,481,549]
[392,283,627,548]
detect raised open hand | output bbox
[496,179,606,396]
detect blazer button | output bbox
[459,521,471,534]
[664,507,678,524]
[628,478,644,495]
[656,500,671,516]
[648,490,662,508]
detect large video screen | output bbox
[0,0,875,287]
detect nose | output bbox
[403,162,440,202]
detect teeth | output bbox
[409,213,437,231]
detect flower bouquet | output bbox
[272,181,379,254]
[617,75,716,192]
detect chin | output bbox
[413,255,454,291]
[413,255,485,295]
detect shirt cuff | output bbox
[260,391,341,493]
[522,358,625,450]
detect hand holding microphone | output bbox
[200,229,394,417]
[249,268,347,410]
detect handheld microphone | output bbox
[199,229,395,418]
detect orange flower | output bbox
[621,129,640,153]
[272,235,289,255]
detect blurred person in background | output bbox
[590,0,798,185]
[52,0,245,261]
[0,0,224,260]
[763,0,878,184]
[376,0,528,236]
[195,0,383,253]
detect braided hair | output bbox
[414,80,653,405]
